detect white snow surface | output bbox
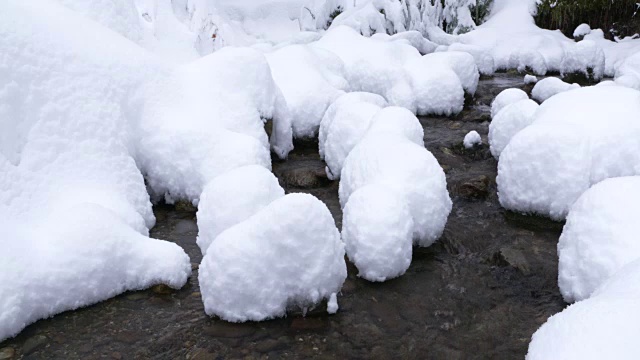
[491,88,529,118]
[497,86,640,220]
[199,193,347,322]
[524,75,538,84]
[531,77,580,103]
[558,177,640,303]
[196,165,285,255]
[463,131,482,149]
[489,99,539,158]
[0,0,192,341]
[573,24,591,39]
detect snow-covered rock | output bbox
[573,24,591,39]
[615,51,640,91]
[531,77,580,103]
[266,44,349,138]
[196,165,285,255]
[561,40,605,80]
[491,88,529,118]
[342,184,413,282]
[199,193,347,322]
[497,86,640,220]
[524,75,538,84]
[489,99,539,158]
[558,177,640,303]
[463,131,482,149]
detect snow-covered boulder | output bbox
[615,51,640,91]
[524,74,538,85]
[573,24,591,39]
[340,133,451,247]
[558,177,640,303]
[463,131,482,149]
[342,184,414,282]
[266,44,349,138]
[488,99,539,158]
[497,86,640,220]
[318,92,388,160]
[561,40,605,81]
[418,51,480,95]
[199,193,347,322]
[491,88,529,118]
[196,165,285,255]
[531,77,580,102]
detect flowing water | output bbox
[0,74,566,359]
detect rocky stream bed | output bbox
[0,74,567,359]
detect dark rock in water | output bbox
[454,175,492,199]
[254,338,287,353]
[490,247,531,275]
[562,70,599,86]
[278,167,328,189]
[23,335,47,355]
[0,347,15,360]
[203,322,256,338]
[152,284,174,295]
[289,317,327,331]
[175,200,197,212]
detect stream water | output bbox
[0,74,566,359]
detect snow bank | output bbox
[491,88,529,118]
[615,51,640,91]
[196,166,285,255]
[342,184,413,282]
[558,177,640,303]
[313,26,477,116]
[463,131,482,149]
[573,24,591,39]
[497,86,640,220]
[0,0,191,341]
[489,99,539,158]
[266,44,348,138]
[584,29,640,78]
[531,77,580,103]
[199,193,347,321]
[134,46,293,204]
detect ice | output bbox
[524,75,538,85]
[463,131,482,149]
[558,177,640,303]
[531,77,580,103]
[266,44,348,138]
[199,193,347,322]
[196,165,285,255]
[342,184,414,282]
[497,86,640,220]
[489,99,539,158]
[0,0,191,341]
[491,88,529,118]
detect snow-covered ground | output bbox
[3,0,640,353]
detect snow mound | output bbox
[463,131,482,149]
[199,193,347,322]
[615,51,640,91]
[196,165,285,255]
[561,40,605,80]
[489,99,539,158]
[0,0,191,341]
[135,46,293,204]
[318,92,388,160]
[342,184,413,282]
[524,75,538,85]
[531,77,580,103]
[313,26,477,116]
[444,43,497,76]
[558,177,640,303]
[573,24,591,39]
[592,258,640,300]
[497,86,640,220]
[340,133,451,247]
[491,88,529,118]
[266,44,349,138]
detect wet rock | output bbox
[204,322,256,338]
[290,317,327,331]
[455,175,491,199]
[254,339,287,353]
[189,348,215,360]
[152,284,174,295]
[191,262,199,271]
[491,247,531,275]
[0,347,15,360]
[278,167,328,189]
[113,330,145,344]
[175,200,197,212]
[23,335,47,355]
[126,292,147,301]
[111,352,123,360]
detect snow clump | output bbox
[491,88,529,118]
[531,77,580,102]
[489,99,539,158]
[463,131,482,149]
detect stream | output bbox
[0,74,566,359]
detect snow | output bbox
[327,292,339,314]
[531,77,580,103]
[199,193,347,322]
[266,44,348,138]
[0,0,191,341]
[463,131,482,149]
[524,75,538,85]
[573,23,591,39]
[558,177,640,303]
[196,165,285,255]
[497,86,640,220]
[491,88,529,118]
[489,99,539,158]
[340,132,451,247]
[615,51,640,91]
[342,184,413,282]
